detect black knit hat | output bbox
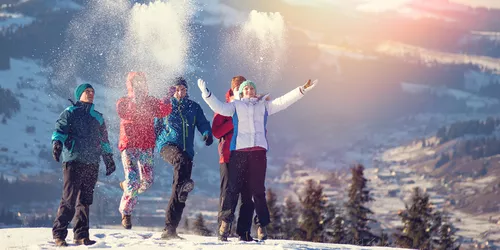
[173,77,188,88]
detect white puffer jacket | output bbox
[202,87,305,151]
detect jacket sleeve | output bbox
[51,108,71,143]
[212,114,233,139]
[195,104,212,137]
[154,117,165,139]
[202,92,235,117]
[266,86,305,115]
[154,98,172,118]
[99,118,113,155]
[116,97,135,120]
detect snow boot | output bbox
[54,238,68,247]
[122,214,132,229]
[74,238,96,246]
[161,227,184,240]
[239,231,254,242]
[257,226,268,241]
[178,179,194,203]
[218,220,230,241]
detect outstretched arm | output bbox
[267,79,318,115]
[197,79,236,117]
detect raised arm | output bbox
[267,79,318,115]
[197,79,235,117]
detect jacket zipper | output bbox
[178,103,187,151]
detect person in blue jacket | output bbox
[154,77,213,240]
[51,83,116,247]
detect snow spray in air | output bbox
[221,10,288,93]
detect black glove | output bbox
[52,140,62,162]
[203,133,213,146]
[103,154,116,176]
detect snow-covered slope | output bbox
[0,227,408,250]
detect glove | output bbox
[197,79,210,97]
[103,154,116,176]
[203,133,213,146]
[52,140,62,162]
[301,79,318,93]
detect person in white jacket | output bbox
[197,78,317,241]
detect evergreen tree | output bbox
[378,230,389,247]
[345,164,378,246]
[282,196,299,240]
[298,179,327,242]
[266,189,283,239]
[435,213,460,250]
[193,213,211,236]
[394,187,435,249]
[331,215,347,244]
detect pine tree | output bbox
[282,196,299,240]
[378,230,389,247]
[298,179,327,242]
[331,215,347,244]
[435,213,460,250]
[193,213,211,236]
[266,189,283,239]
[345,164,378,246]
[394,187,435,249]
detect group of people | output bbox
[50,71,317,246]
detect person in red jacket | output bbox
[212,76,256,241]
[116,72,172,229]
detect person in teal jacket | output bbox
[154,77,213,239]
[51,83,116,247]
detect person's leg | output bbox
[236,174,255,240]
[52,162,83,241]
[219,151,246,240]
[217,162,230,235]
[247,150,270,240]
[118,149,141,216]
[137,148,154,194]
[73,163,98,244]
[161,145,193,238]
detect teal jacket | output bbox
[155,97,211,159]
[52,101,113,164]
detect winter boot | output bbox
[74,238,96,246]
[54,238,68,247]
[257,226,268,241]
[218,220,230,241]
[239,231,254,242]
[161,226,184,240]
[178,179,194,203]
[122,214,132,229]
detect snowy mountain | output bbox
[0,228,409,250]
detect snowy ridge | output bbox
[377,40,500,73]
[0,12,35,31]
[0,228,408,250]
[400,81,499,108]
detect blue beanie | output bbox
[238,80,256,93]
[74,83,93,101]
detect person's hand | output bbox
[103,154,116,176]
[52,140,63,162]
[197,79,210,97]
[302,79,318,93]
[203,133,213,146]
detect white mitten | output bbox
[197,79,210,97]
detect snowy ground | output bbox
[0,228,410,250]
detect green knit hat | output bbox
[74,83,93,101]
[238,80,256,94]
